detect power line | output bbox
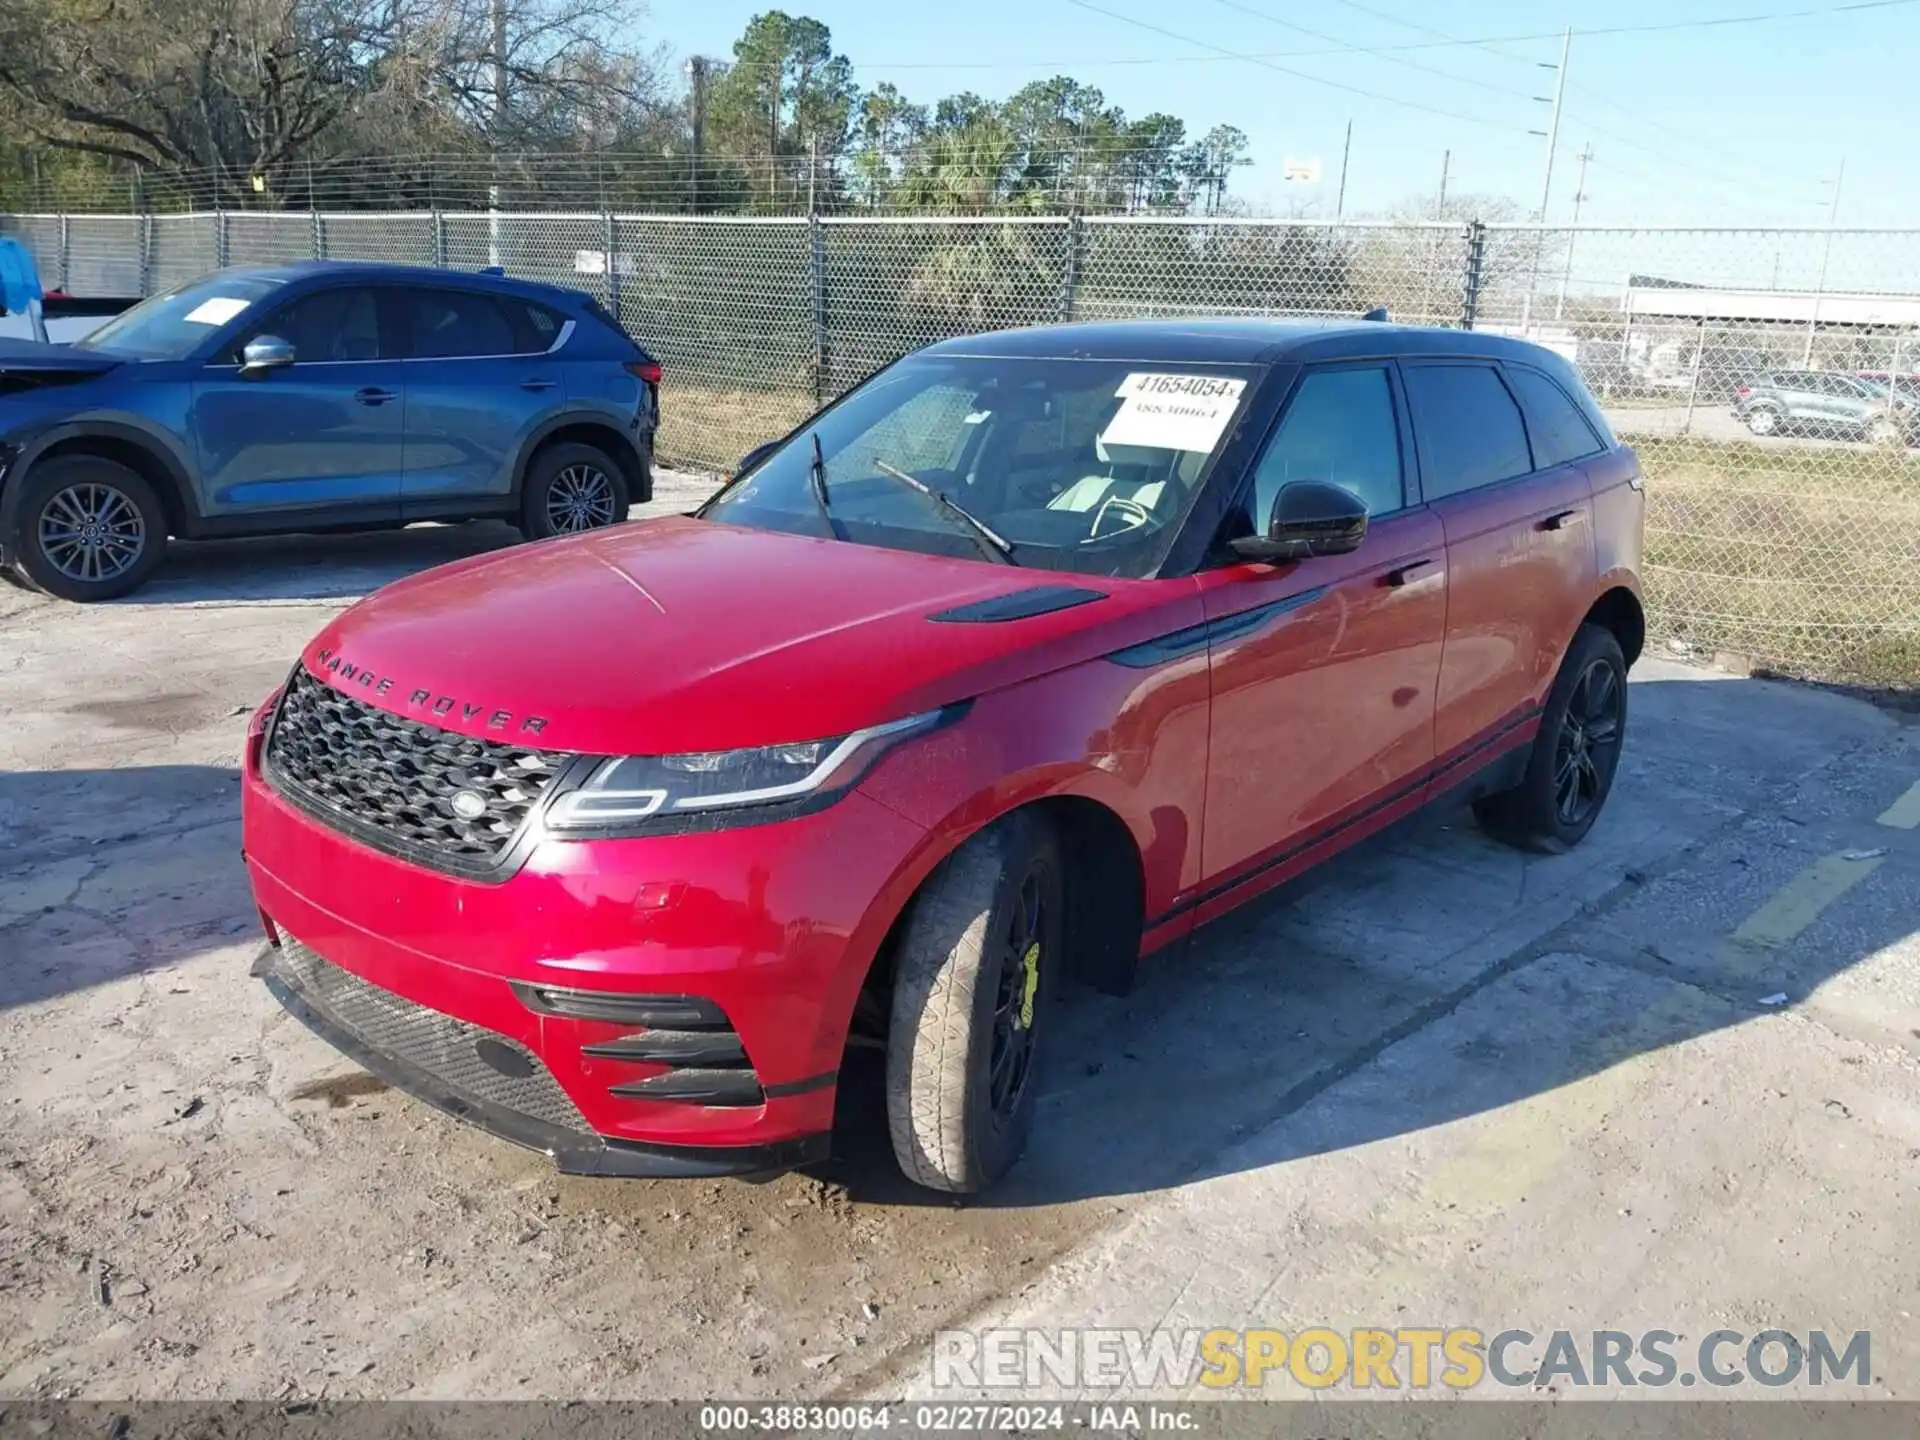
[1288,0,1856,210]
[1203,0,1544,102]
[697,0,1919,77]
[1062,0,1533,131]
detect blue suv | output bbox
[0,261,659,600]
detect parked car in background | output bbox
[243,317,1645,1194]
[1732,369,1916,443]
[1856,370,1920,404]
[0,261,659,600]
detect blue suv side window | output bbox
[233,287,386,364]
[408,290,523,359]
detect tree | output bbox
[706,10,855,206]
[894,121,1022,215]
[0,0,650,207]
[1177,125,1249,216]
[848,82,926,209]
[1118,112,1186,212]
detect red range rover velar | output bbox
[243,318,1645,1193]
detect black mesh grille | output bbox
[265,668,570,875]
[277,936,592,1136]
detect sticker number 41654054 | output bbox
[1098,373,1247,454]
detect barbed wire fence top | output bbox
[3,207,1916,691]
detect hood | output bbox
[0,336,121,393]
[301,516,1192,755]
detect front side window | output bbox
[238,287,384,363]
[1246,366,1403,529]
[75,274,285,360]
[1507,366,1604,469]
[700,355,1260,578]
[1402,363,1533,499]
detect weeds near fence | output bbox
[1639,436,1920,686]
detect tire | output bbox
[1473,623,1629,854]
[1744,406,1782,436]
[517,441,630,540]
[1867,417,1901,446]
[886,811,1063,1194]
[8,455,166,602]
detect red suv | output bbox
[243,319,1644,1193]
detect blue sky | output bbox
[664,0,1919,227]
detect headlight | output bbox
[544,705,962,835]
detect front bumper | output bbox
[253,938,826,1177]
[242,718,931,1171]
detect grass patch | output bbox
[658,381,814,475]
[1637,435,1920,689]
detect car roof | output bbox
[921,316,1569,366]
[208,260,588,306]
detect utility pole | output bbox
[1535,28,1571,220]
[1521,26,1572,331]
[685,56,709,213]
[1805,157,1846,364]
[488,0,508,268]
[1555,142,1593,318]
[1436,149,1450,216]
[1335,119,1352,218]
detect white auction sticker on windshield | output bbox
[1099,373,1246,453]
[183,296,252,326]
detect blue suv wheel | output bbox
[11,455,166,601]
[518,441,631,540]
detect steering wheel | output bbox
[1088,492,1154,540]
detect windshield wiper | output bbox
[807,432,834,532]
[870,458,1017,565]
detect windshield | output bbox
[700,355,1259,578]
[76,274,285,360]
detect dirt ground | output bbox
[2,471,1918,1402]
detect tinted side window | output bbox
[1402,364,1532,499]
[240,287,383,363]
[1507,367,1603,468]
[1249,366,1403,525]
[505,298,564,354]
[408,290,519,358]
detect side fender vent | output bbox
[930,585,1108,624]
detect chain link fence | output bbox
[3,209,1916,689]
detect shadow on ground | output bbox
[0,765,252,1011]
[112,523,528,606]
[75,478,714,607]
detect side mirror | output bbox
[1230,481,1369,563]
[239,335,295,377]
[734,440,781,476]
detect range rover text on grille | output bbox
[264,667,569,876]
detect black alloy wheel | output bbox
[987,864,1048,1123]
[1553,655,1623,827]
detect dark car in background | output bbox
[0,262,659,600]
[1732,369,1915,444]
